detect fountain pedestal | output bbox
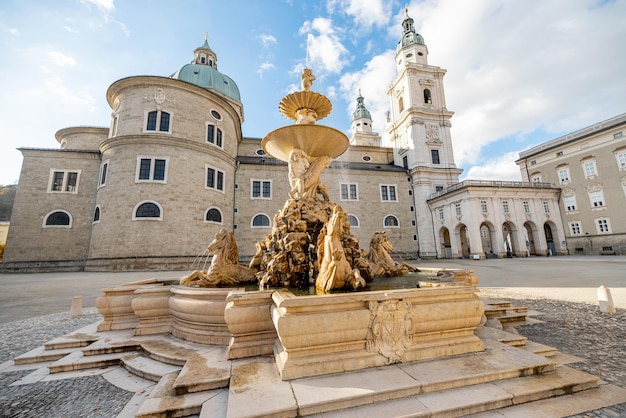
[220,285,484,381]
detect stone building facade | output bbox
[516,113,626,255]
[3,14,570,271]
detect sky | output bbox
[0,0,625,186]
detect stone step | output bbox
[172,350,231,395]
[48,351,128,374]
[42,322,101,350]
[135,372,225,418]
[475,326,528,347]
[467,382,626,418]
[223,341,560,418]
[296,366,600,417]
[140,336,216,367]
[121,353,181,382]
[484,305,528,316]
[13,346,78,365]
[522,340,557,357]
[481,299,513,308]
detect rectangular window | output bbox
[136,157,168,183]
[49,169,80,193]
[523,201,530,213]
[558,168,570,183]
[251,180,272,199]
[146,111,171,133]
[617,152,626,169]
[146,111,157,131]
[556,151,563,157]
[502,201,509,213]
[480,200,488,213]
[570,222,581,235]
[455,203,462,217]
[340,183,358,201]
[438,208,444,220]
[380,184,397,201]
[431,149,440,164]
[597,219,610,233]
[206,166,225,191]
[583,161,597,177]
[563,195,577,211]
[99,161,109,187]
[543,201,550,213]
[207,124,223,147]
[435,185,444,192]
[589,190,605,208]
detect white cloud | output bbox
[81,0,115,13]
[462,152,522,181]
[299,18,349,74]
[63,25,79,34]
[327,0,392,29]
[257,62,276,78]
[258,34,277,48]
[339,50,396,132]
[402,0,626,167]
[46,51,76,68]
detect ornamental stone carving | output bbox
[425,124,439,140]
[366,299,414,364]
[410,117,424,125]
[586,182,603,192]
[154,88,166,105]
[419,78,435,87]
[562,187,576,196]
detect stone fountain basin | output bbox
[95,270,484,381]
[261,124,349,161]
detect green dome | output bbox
[170,38,241,103]
[171,64,241,102]
[352,94,372,121]
[398,11,425,49]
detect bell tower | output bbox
[384,9,462,258]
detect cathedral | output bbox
[2,13,569,272]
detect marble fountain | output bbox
[7,70,625,417]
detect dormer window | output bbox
[201,57,206,64]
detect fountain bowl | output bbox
[261,124,350,162]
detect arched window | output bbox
[348,214,359,227]
[93,206,101,223]
[44,210,71,228]
[205,207,222,224]
[424,89,432,104]
[134,201,162,220]
[384,215,399,228]
[398,97,404,112]
[252,214,271,228]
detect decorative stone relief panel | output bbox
[366,299,414,364]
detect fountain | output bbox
[94,71,486,381]
[7,66,613,418]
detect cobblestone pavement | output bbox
[0,309,132,417]
[480,289,626,418]
[0,297,624,417]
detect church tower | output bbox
[350,92,380,147]
[384,9,462,258]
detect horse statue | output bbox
[367,231,418,277]
[181,228,257,287]
[316,205,366,293]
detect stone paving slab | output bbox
[292,364,421,416]
[226,356,297,418]
[468,383,626,418]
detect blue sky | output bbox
[1,0,625,185]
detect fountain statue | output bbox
[183,68,418,292]
[180,228,257,286]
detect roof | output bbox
[170,64,241,102]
